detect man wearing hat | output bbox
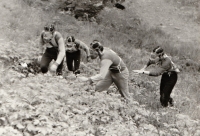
[78,40,131,101]
[39,23,65,75]
[133,46,180,107]
[65,36,90,75]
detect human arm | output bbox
[133,67,165,76]
[133,69,150,75]
[39,32,46,55]
[55,33,65,65]
[133,58,172,76]
[78,59,113,83]
[140,58,156,71]
[49,33,65,72]
[75,39,90,59]
[37,32,46,63]
[140,65,148,71]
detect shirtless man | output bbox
[39,23,65,75]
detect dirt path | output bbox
[130,0,200,44]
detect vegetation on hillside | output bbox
[0,0,200,135]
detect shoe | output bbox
[57,75,63,79]
[74,69,80,75]
[168,97,174,107]
[56,72,63,76]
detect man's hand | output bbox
[140,68,145,71]
[77,76,89,82]
[77,76,93,85]
[87,56,91,62]
[49,62,59,73]
[37,56,42,64]
[133,70,144,74]
[175,68,180,73]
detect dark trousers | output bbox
[160,71,177,107]
[66,50,81,72]
[40,47,64,74]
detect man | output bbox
[39,23,65,75]
[78,40,131,100]
[133,46,180,107]
[65,36,90,75]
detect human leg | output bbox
[160,72,178,107]
[167,72,177,106]
[46,47,64,75]
[112,68,131,100]
[66,52,74,71]
[40,51,53,73]
[160,73,167,107]
[73,50,81,72]
[95,71,113,92]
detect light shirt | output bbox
[91,47,126,82]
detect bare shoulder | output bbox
[54,31,63,40]
[164,57,171,63]
[162,57,172,66]
[101,48,114,59]
[55,31,62,37]
[40,31,45,36]
[75,39,81,44]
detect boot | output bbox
[168,97,174,107]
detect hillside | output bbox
[130,0,200,45]
[0,0,200,135]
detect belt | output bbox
[110,67,126,73]
[164,71,176,76]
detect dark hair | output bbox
[67,36,75,42]
[114,3,125,10]
[44,23,55,32]
[90,40,103,51]
[153,46,164,55]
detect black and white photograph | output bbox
[0,0,199,135]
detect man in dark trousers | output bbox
[38,23,65,75]
[65,36,90,75]
[133,46,180,107]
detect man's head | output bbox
[65,36,77,52]
[89,40,103,59]
[44,23,55,32]
[152,46,164,57]
[65,36,75,46]
[150,46,164,62]
[66,36,75,43]
[43,23,55,43]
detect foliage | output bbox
[0,61,199,135]
[99,0,200,62]
[165,0,200,23]
[0,0,200,135]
